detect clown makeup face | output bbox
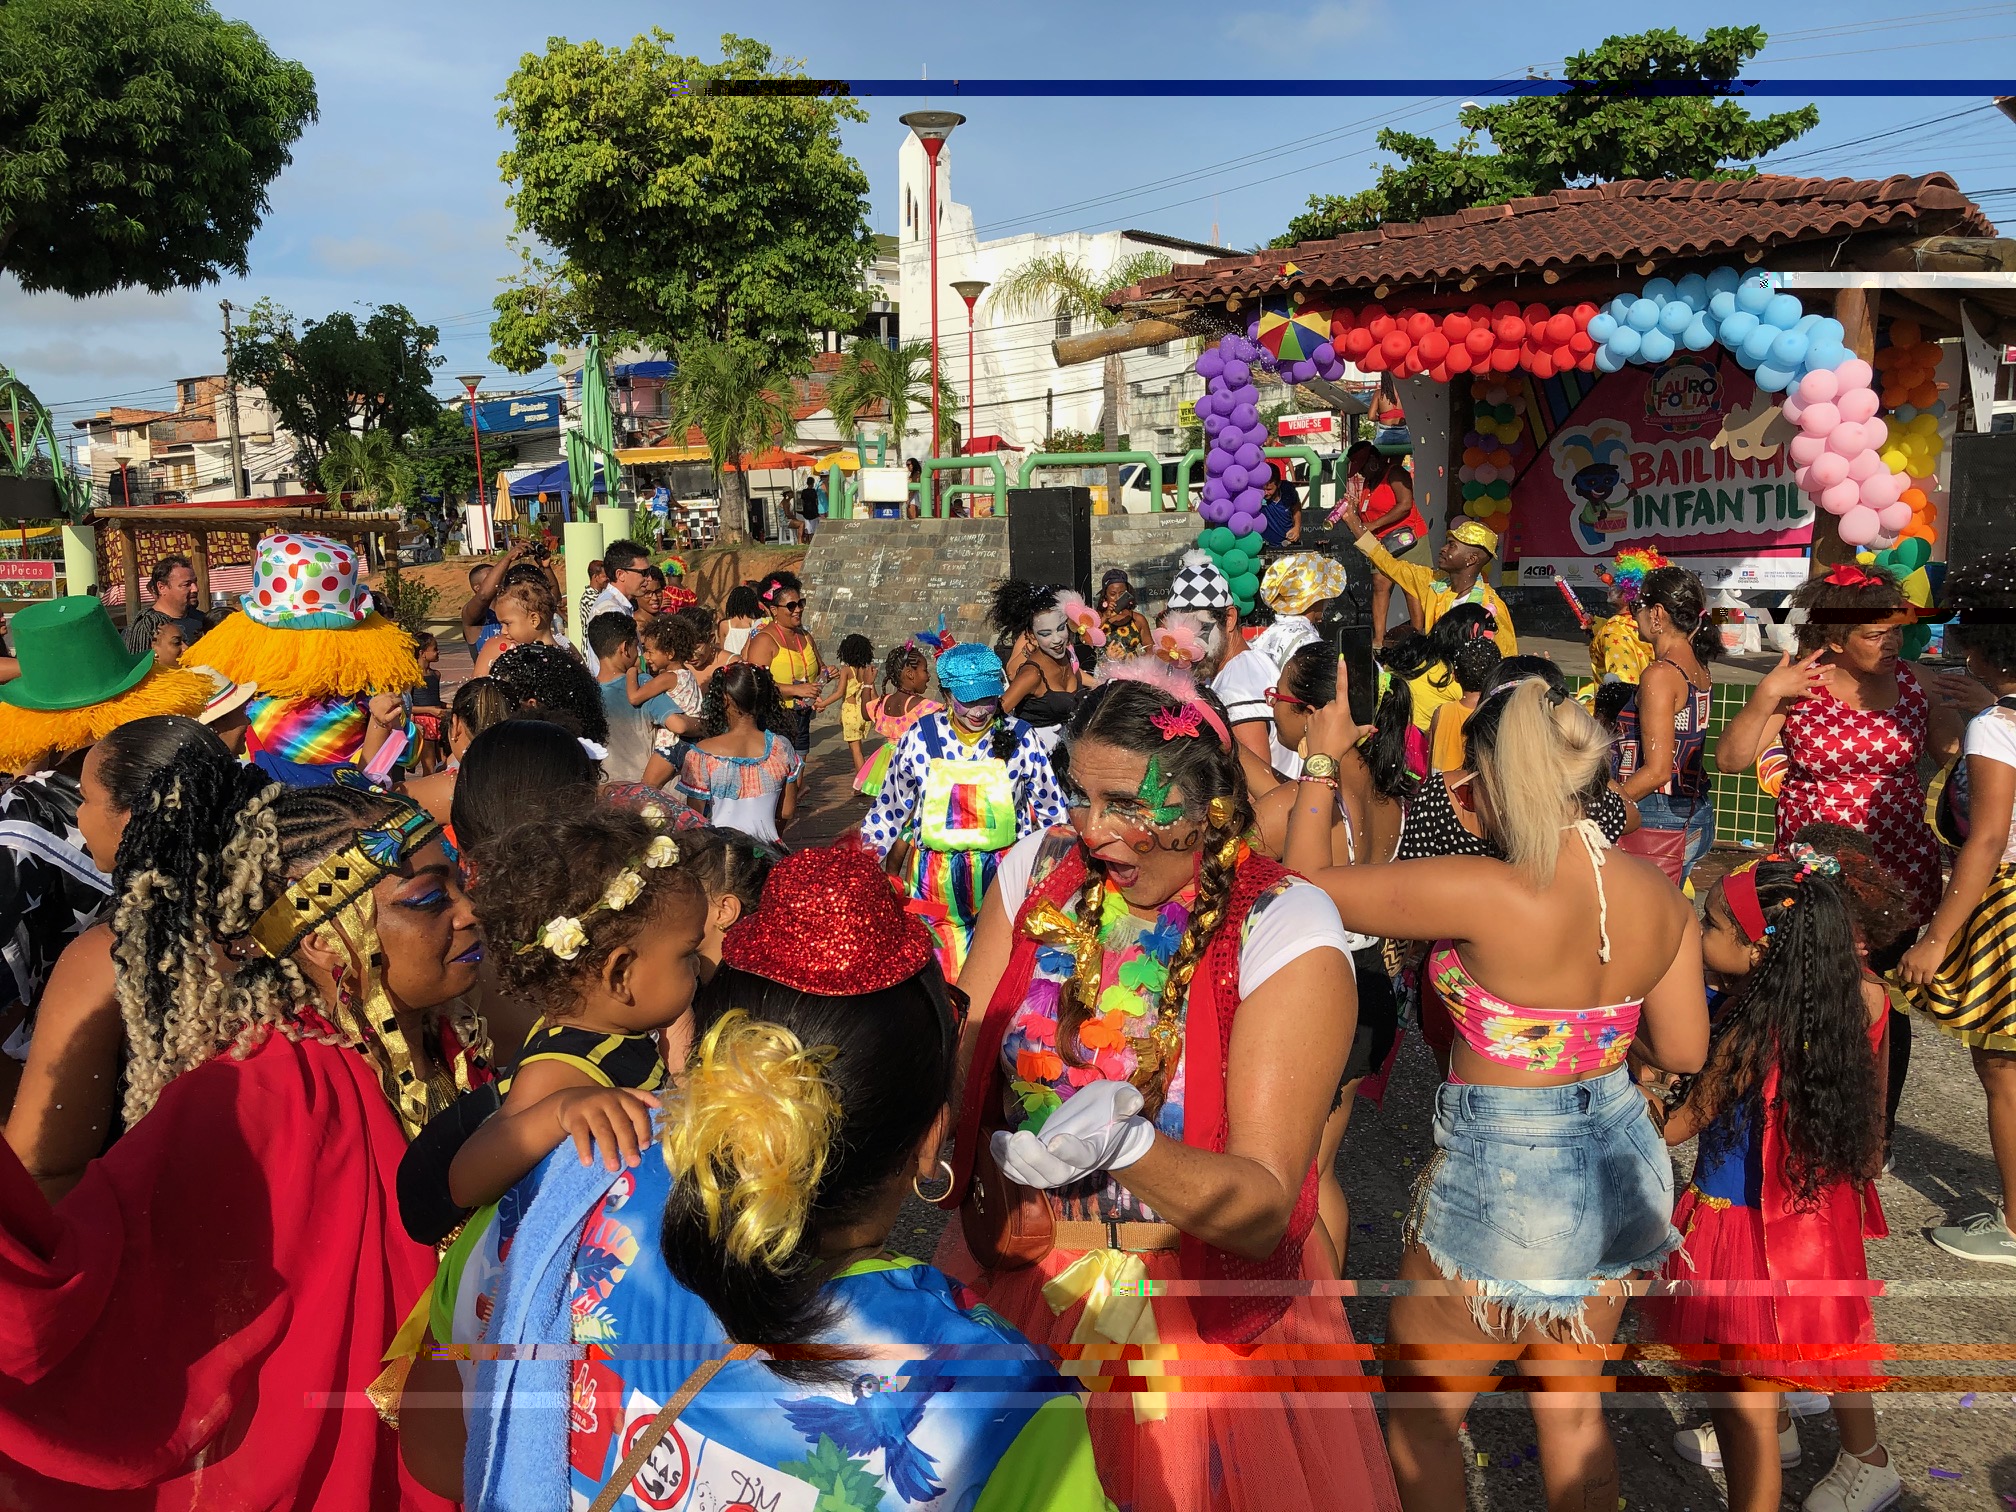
[948,694,1000,734]
[1060,738,1204,901]
[1164,609,1229,678]
[1031,608,1071,661]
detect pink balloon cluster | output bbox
[1782,360,1913,549]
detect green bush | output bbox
[374,562,439,635]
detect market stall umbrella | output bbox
[566,334,619,506]
[726,448,819,471]
[812,452,860,472]
[1254,306,1332,364]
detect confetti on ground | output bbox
[1476,1453,1488,1466]
[1959,1392,1976,1407]
[1928,1467,1962,1480]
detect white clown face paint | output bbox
[1031,609,1071,660]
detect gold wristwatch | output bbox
[1301,754,1341,780]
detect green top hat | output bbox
[0,597,155,712]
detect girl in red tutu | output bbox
[1650,844,1898,1512]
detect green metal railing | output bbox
[1172,445,1326,517]
[919,455,1009,517]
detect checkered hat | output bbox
[1166,551,1233,612]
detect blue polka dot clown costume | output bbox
[860,642,1068,981]
[186,533,422,786]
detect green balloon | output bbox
[1887,537,1930,572]
[1461,481,1484,501]
[1207,526,1236,553]
[1230,571,1261,600]
[1220,549,1250,578]
[1487,480,1510,500]
[1236,531,1266,556]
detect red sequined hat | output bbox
[721,840,933,994]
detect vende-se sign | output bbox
[0,562,57,582]
[1276,412,1336,440]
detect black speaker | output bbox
[1947,433,2016,561]
[1006,487,1092,596]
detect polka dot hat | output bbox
[245,533,375,630]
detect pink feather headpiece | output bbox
[1054,589,1107,648]
[1101,654,1231,748]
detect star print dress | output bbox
[441,1142,1112,1512]
[1774,667,1942,921]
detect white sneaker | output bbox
[1672,1416,1800,1469]
[1784,1390,1831,1418]
[1802,1448,1902,1512]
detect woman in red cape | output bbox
[935,664,1399,1512]
[0,774,488,1510]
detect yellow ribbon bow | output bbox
[1043,1247,1169,1423]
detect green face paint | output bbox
[1136,756,1185,827]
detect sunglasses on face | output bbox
[774,598,805,613]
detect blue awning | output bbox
[508,460,605,497]
[613,361,676,380]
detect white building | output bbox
[891,132,1222,460]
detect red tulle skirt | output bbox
[1649,1188,1889,1392]
[934,1224,1400,1512]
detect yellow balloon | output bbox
[1879,447,1908,472]
[1909,414,1940,436]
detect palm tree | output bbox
[318,429,406,511]
[665,337,797,545]
[987,249,1173,498]
[824,337,960,460]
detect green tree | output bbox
[664,337,796,545]
[1273,26,1818,244]
[824,338,959,458]
[400,403,519,522]
[987,250,1172,497]
[489,31,874,372]
[228,299,443,471]
[318,430,417,514]
[0,0,316,296]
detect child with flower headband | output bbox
[441,805,708,1223]
[1646,842,1897,1512]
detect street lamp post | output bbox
[899,111,963,516]
[950,279,989,457]
[457,375,489,548]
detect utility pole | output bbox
[220,301,247,497]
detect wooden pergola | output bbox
[90,504,405,625]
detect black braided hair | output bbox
[1692,859,1884,1203]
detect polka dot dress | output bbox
[1775,667,1941,922]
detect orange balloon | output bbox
[1903,523,1934,542]
[1900,488,1928,508]
[1462,446,1485,467]
[1873,346,1901,371]
[1489,448,1513,468]
[1908,382,1938,408]
[1891,319,1922,348]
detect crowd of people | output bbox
[0,516,2010,1512]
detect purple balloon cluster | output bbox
[1194,335,1271,535]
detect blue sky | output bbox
[7,0,2014,436]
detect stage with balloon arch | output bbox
[1116,173,1996,624]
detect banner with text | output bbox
[1509,353,1814,575]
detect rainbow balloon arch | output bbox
[1189,264,1948,611]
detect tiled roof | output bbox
[1110,174,1995,310]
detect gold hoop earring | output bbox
[912,1158,955,1203]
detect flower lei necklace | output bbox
[1013,881,1195,1134]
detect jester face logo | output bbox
[1551,420,1635,545]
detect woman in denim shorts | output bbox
[1290,677,1710,1512]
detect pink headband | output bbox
[1101,656,1232,748]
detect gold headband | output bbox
[249,800,442,960]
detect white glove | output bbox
[990,1079,1157,1189]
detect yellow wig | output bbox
[185,611,422,701]
[0,667,213,772]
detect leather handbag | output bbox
[960,1101,1054,1270]
[1617,823,1688,886]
